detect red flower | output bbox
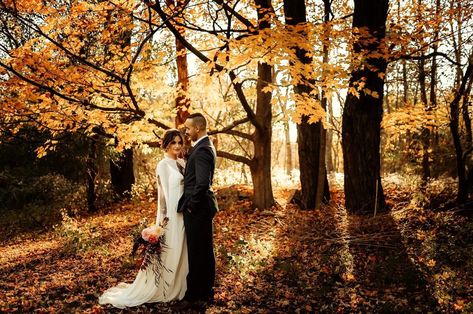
[148,235,158,244]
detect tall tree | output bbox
[418,56,431,184]
[109,8,135,198]
[146,0,276,209]
[342,0,388,213]
[449,52,473,203]
[165,0,191,127]
[249,0,275,209]
[283,0,329,210]
[449,0,473,202]
[324,0,335,175]
[85,136,98,211]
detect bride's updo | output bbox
[161,129,184,149]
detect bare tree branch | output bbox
[146,0,263,132]
[147,118,172,130]
[213,0,256,30]
[217,150,253,165]
[209,117,250,135]
[396,51,463,67]
[217,129,253,140]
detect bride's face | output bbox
[166,135,183,158]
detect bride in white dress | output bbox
[99,129,188,308]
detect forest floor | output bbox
[0,182,472,313]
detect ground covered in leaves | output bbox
[0,182,472,313]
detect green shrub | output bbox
[0,172,87,230]
[54,210,101,254]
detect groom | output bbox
[177,113,218,308]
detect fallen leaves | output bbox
[0,184,472,312]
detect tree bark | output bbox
[279,94,293,176]
[166,0,191,127]
[402,60,408,105]
[426,0,441,180]
[86,139,98,212]
[430,0,440,108]
[110,148,135,199]
[326,96,335,173]
[342,0,388,213]
[174,30,190,127]
[321,0,332,203]
[284,119,292,176]
[108,9,135,200]
[250,121,273,209]
[449,0,471,202]
[283,0,329,210]
[418,58,431,183]
[462,78,473,147]
[251,0,275,209]
[449,55,473,203]
[417,0,430,183]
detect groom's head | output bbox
[184,113,207,142]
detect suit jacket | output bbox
[177,136,218,217]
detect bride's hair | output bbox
[161,129,184,149]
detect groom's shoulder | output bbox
[193,145,215,161]
[194,145,212,154]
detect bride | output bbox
[99,129,188,308]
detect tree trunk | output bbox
[284,120,292,176]
[251,0,275,209]
[105,8,135,200]
[321,0,331,203]
[426,0,440,179]
[449,0,471,202]
[250,125,273,209]
[296,116,327,208]
[418,58,431,183]
[385,82,391,114]
[326,97,335,173]
[449,57,473,203]
[430,0,440,107]
[342,0,388,214]
[399,60,410,170]
[452,0,463,90]
[120,0,278,208]
[174,35,190,127]
[283,0,329,210]
[402,60,408,105]
[462,78,473,147]
[110,148,135,199]
[279,89,293,176]
[86,139,98,212]
[166,0,191,127]
[462,79,473,197]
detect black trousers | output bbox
[183,210,215,301]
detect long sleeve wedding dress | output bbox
[99,156,188,308]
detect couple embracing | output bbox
[99,113,218,310]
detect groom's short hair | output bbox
[187,113,207,130]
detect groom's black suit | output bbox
[177,136,218,302]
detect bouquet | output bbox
[131,217,171,288]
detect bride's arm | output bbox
[156,162,169,224]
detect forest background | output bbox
[0,0,472,312]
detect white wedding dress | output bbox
[99,156,188,308]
